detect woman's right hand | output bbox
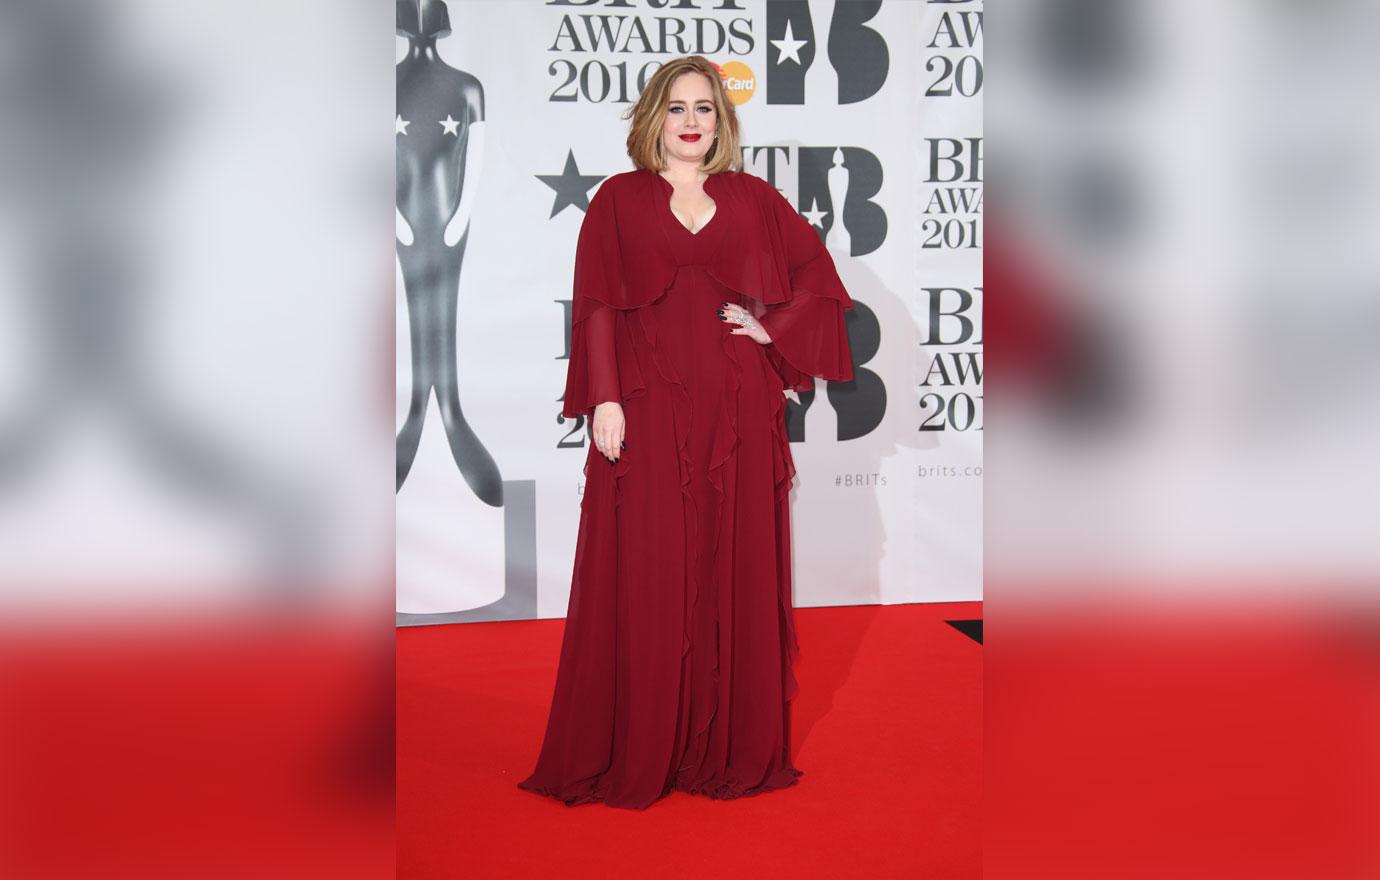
[592,401,625,463]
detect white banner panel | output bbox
[396,0,982,621]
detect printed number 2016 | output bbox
[919,392,983,431]
[925,55,983,97]
[549,60,660,104]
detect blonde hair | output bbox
[622,56,742,174]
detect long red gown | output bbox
[518,167,854,809]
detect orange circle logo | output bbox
[715,61,757,106]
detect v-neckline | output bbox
[656,171,718,237]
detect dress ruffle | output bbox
[630,306,699,662]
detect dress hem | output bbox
[516,767,803,811]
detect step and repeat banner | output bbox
[396,0,982,624]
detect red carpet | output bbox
[398,601,982,879]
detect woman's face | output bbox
[660,72,719,168]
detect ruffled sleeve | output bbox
[561,181,647,418]
[754,182,855,392]
[562,184,619,418]
[562,302,621,418]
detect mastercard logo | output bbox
[710,60,756,105]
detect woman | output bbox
[518,56,854,810]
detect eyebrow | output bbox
[668,99,714,105]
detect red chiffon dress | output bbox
[518,167,854,809]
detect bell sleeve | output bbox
[562,302,621,419]
[755,184,855,392]
[561,183,627,419]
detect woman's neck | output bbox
[659,157,707,186]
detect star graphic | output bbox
[801,199,829,229]
[395,114,410,136]
[535,150,606,218]
[771,20,808,66]
[439,114,460,136]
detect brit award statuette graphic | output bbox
[395,0,501,506]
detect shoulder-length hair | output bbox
[622,56,742,174]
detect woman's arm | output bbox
[583,305,623,463]
[754,183,855,389]
[562,183,626,461]
[759,287,854,389]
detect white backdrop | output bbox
[396,0,982,622]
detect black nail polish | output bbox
[620,441,626,449]
[718,315,726,321]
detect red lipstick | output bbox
[679,133,702,142]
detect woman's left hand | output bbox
[719,302,772,345]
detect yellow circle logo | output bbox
[715,61,757,106]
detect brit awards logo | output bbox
[919,286,982,433]
[764,0,889,105]
[743,144,886,257]
[924,136,982,250]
